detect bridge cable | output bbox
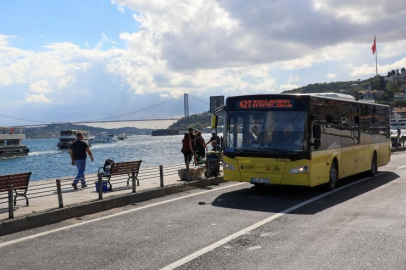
[188,94,209,105]
[0,98,178,125]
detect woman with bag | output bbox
[181,132,193,165]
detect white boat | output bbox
[117,132,128,140]
[57,130,92,149]
[89,132,118,143]
[0,127,29,158]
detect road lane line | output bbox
[160,175,378,270]
[397,165,406,169]
[0,183,245,249]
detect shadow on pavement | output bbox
[211,171,399,215]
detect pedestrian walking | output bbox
[69,132,94,189]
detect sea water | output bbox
[0,134,213,181]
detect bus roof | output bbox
[227,93,389,108]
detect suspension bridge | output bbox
[1,94,210,128]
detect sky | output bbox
[1,0,406,128]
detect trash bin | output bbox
[95,181,109,192]
[205,151,220,177]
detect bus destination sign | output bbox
[237,99,295,110]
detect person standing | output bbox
[188,128,195,150]
[181,132,193,166]
[194,131,207,163]
[69,132,94,189]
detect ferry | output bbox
[89,132,118,143]
[0,127,29,158]
[57,130,92,149]
[117,132,128,140]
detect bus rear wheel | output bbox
[369,154,377,176]
[327,162,338,191]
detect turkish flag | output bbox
[371,36,376,54]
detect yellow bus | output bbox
[220,93,391,190]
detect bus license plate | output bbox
[251,177,270,184]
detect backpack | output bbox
[103,159,115,174]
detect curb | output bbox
[0,177,225,236]
[391,147,406,152]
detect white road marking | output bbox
[0,183,245,249]
[160,175,379,270]
[397,165,406,169]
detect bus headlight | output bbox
[223,161,236,171]
[290,165,309,174]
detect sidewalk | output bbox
[0,164,224,236]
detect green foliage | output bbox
[169,112,224,131]
[23,123,152,139]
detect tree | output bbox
[378,76,386,90]
[193,122,203,131]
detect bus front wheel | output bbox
[327,162,338,191]
[369,154,377,176]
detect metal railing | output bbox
[0,160,223,220]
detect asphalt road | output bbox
[1,152,406,270]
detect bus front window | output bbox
[226,111,307,157]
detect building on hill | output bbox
[385,69,406,83]
[358,89,385,100]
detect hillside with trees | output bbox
[24,123,152,139]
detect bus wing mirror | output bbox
[211,115,218,128]
[313,124,321,139]
[313,138,320,150]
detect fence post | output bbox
[56,179,64,208]
[98,174,103,200]
[8,185,14,219]
[131,169,136,193]
[159,165,164,187]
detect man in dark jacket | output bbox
[69,132,94,189]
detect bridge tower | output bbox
[184,93,189,118]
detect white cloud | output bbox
[25,93,51,103]
[349,58,406,77]
[327,73,337,79]
[288,76,299,83]
[3,0,406,123]
[117,5,125,13]
[29,80,53,94]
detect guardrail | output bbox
[0,160,223,220]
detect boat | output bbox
[89,132,118,143]
[117,132,128,140]
[57,130,92,149]
[0,127,29,158]
[151,129,179,136]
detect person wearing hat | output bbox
[69,132,94,190]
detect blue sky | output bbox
[1,0,406,128]
[0,0,137,50]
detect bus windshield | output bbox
[225,110,307,158]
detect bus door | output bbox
[338,102,356,177]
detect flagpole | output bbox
[375,36,378,76]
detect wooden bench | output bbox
[0,172,32,206]
[98,160,142,191]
